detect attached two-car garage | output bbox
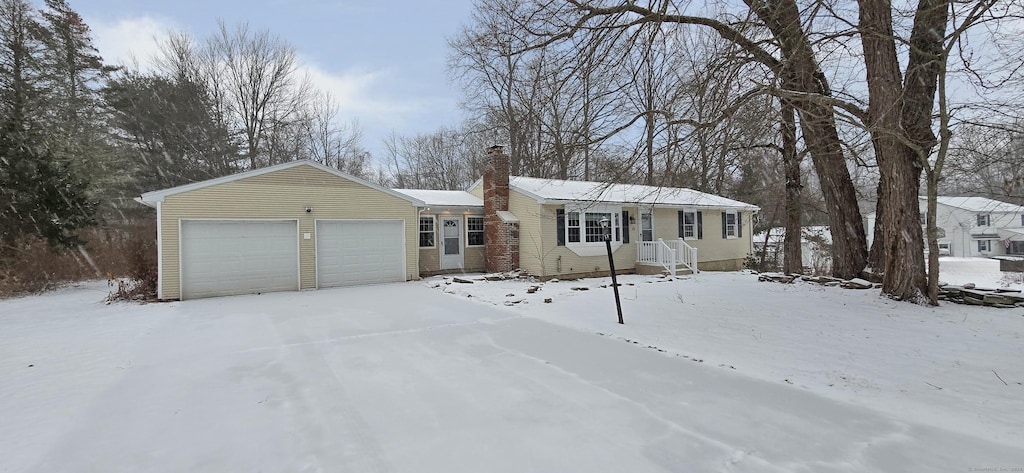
[141,160,425,300]
[179,219,407,299]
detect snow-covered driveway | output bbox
[1,282,1020,472]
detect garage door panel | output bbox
[317,220,405,288]
[181,220,299,299]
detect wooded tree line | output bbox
[419,0,1024,304]
[0,0,369,266]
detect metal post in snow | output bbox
[601,218,624,325]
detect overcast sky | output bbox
[81,0,477,159]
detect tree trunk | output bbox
[780,101,803,275]
[748,0,868,280]
[858,0,946,300]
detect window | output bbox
[723,211,738,238]
[467,217,484,246]
[419,216,435,248]
[978,239,991,252]
[558,205,622,255]
[977,214,990,226]
[919,212,926,225]
[938,242,951,255]
[567,211,581,243]
[681,211,697,239]
[585,212,611,242]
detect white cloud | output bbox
[89,16,176,70]
[300,61,431,129]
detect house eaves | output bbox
[139,160,426,207]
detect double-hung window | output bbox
[466,217,484,246]
[584,212,611,242]
[419,216,435,248]
[724,211,738,238]
[978,240,991,252]
[681,211,697,239]
[567,211,581,243]
[977,214,990,226]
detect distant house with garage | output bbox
[865,196,1024,258]
[137,146,759,300]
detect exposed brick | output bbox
[483,145,518,273]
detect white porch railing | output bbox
[637,238,699,277]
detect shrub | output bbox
[0,219,157,300]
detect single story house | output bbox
[137,146,759,300]
[865,196,1024,258]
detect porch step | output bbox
[635,262,695,276]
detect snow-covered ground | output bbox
[1,266,1022,471]
[937,256,1024,287]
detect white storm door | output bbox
[316,220,406,288]
[440,217,463,270]
[640,211,654,242]
[180,220,299,300]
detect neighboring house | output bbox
[137,146,759,300]
[865,196,1024,258]
[752,226,832,273]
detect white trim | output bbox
[418,215,437,249]
[724,210,739,239]
[177,218,301,301]
[140,160,426,207]
[681,209,699,240]
[561,203,624,257]
[640,209,655,242]
[314,218,409,288]
[439,216,464,270]
[156,201,163,299]
[465,215,485,247]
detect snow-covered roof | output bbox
[392,189,483,207]
[753,226,832,245]
[138,160,425,207]
[507,176,759,211]
[926,196,1024,213]
[496,210,519,223]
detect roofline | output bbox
[138,160,426,207]
[133,196,156,208]
[506,176,759,211]
[919,195,1024,213]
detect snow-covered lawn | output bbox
[1,271,1022,472]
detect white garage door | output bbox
[316,220,406,288]
[180,220,299,299]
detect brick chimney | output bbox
[483,145,518,273]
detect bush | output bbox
[0,219,157,300]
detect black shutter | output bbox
[697,211,703,239]
[622,210,630,243]
[556,209,565,246]
[737,211,743,237]
[721,212,727,239]
[678,211,684,237]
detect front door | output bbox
[440,217,464,270]
[640,211,654,242]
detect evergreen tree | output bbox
[105,71,238,193]
[0,119,95,255]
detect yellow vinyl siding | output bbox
[652,208,752,269]
[159,164,419,299]
[530,203,639,277]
